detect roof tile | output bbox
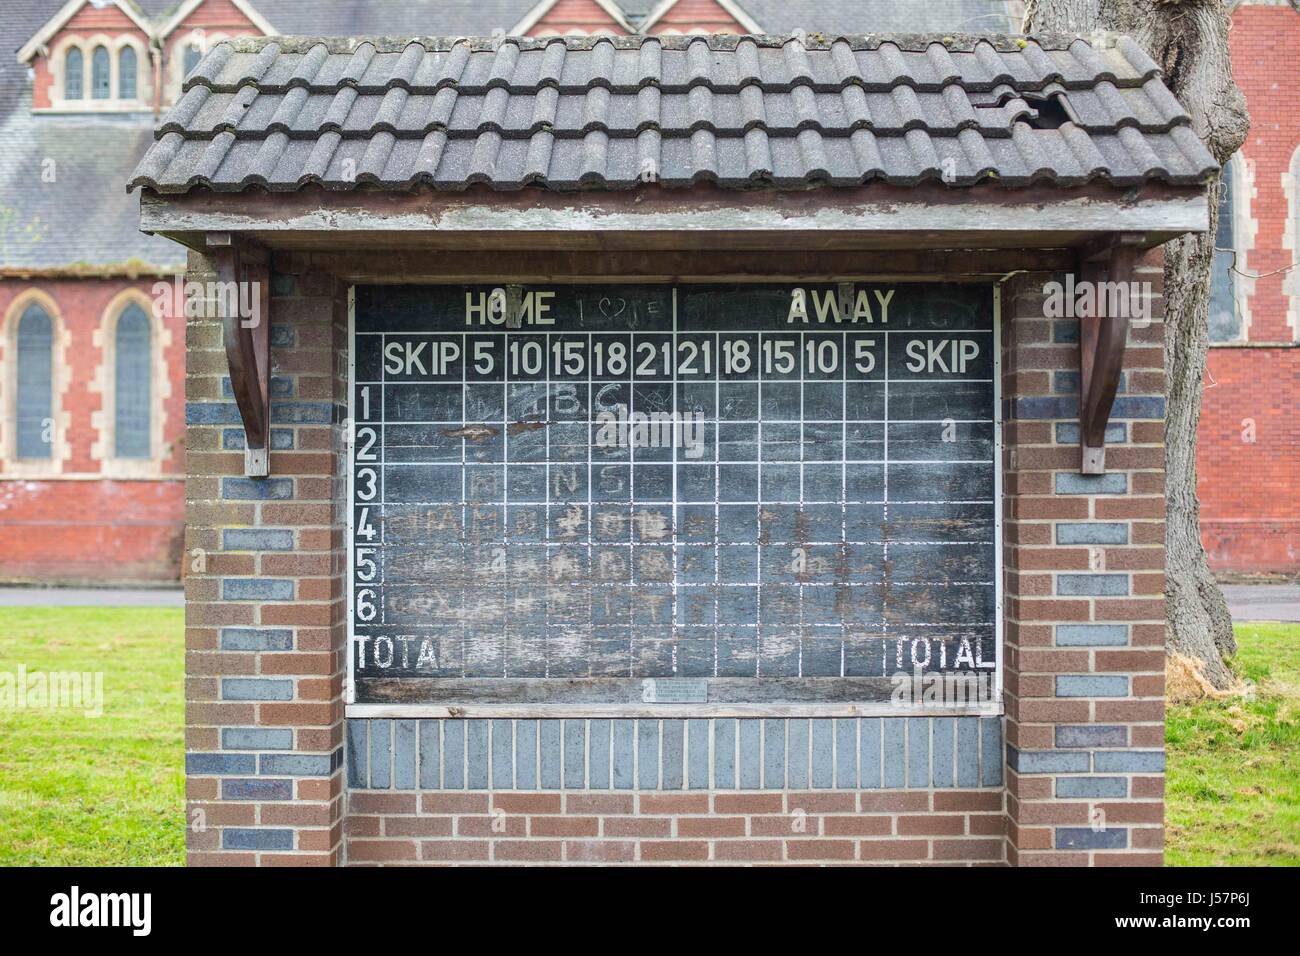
[129,33,1217,195]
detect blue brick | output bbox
[687,720,709,790]
[224,375,293,399]
[221,578,294,601]
[347,720,367,787]
[1007,747,1091,774]
[713,719,736,790]
[467,720,489,789]
[588,719,611,790]
[515,720,536,790]
[270,324,295,347]
[835,719,857,789]
[1055,473,1128,495]
[186,753,255,775]
[1052,319,1079,344]
[956,718,979,787]
[1056,776,1129,799]
[788,718,810,789]
[882,718,906,788]
[1056,725,1127,748]
[1094,750,1165,773]
[222,728,293,750]
[907,718,929,788]
[932,718,954,788]
[393,720,417,789]
[222,778,293,801]
[738,719,761,789]
[223,528,295,551]
[859,718,882,788]
[271,402,333,424]
[223,828,294,851]
[762,719,785,789]
[223,427,294,451]
[638,719,661,790]
[662,720,684,790]
[811,718,834,789]
[1015,396,1077,420]
[186,402,244,425]
[369,719,391,788]
[492,719,514,789]
[539,720,560,789]
[220,627,292,651]
[563,719,586,789]
[260,754,331,776]
[980,718,1003,786]
[221,678,293,701]
[1057,624,1129,647]
[270,273,295,296]
[442,721,465,789]
[1056,675,1130,698]
[1056,523,1129,545]
[221,477,295,500]
[1056,827,1127,850]
[1111,396,1164,419]
[418,720,440,789]
[1058,574,1129,596]
[611,719,634,790]
[1056,421,1126,445]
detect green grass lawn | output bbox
[1166,621,1300,866]
[0,605,1294,866]
[0,607,184,866]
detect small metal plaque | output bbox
[641,679,709,704]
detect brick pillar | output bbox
[1001,260,1167,866]
[184,249,348,864]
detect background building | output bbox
[4,0,1293,584]
[1198,0,1300,577]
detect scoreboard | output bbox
[348,283,999,711]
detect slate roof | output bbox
[128,33,1216,195]
[0,0,185,272]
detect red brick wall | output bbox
[1196,3,1300,574]
[648,0,747,34]
[0,276,185,583]
[529,0,630,35]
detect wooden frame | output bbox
[343,278,1004,719]
[209,233,271,476]
[1077,235,1142,474]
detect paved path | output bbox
[0,587,182,607]
[1222,585,1300,623]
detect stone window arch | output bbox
[95,290,172,476]
[91,45,111,99]
[64,46,83,100]
[2,290,68,475]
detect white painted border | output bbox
[343,279,1005,719]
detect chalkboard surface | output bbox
[349,284,999,709]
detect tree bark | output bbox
[1023,0,1249,687]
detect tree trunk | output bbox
[1023,0,1249,687]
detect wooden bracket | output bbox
[1077,235,1142,474]
[210,233,272,477]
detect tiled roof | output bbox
[129,33,1216,195]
